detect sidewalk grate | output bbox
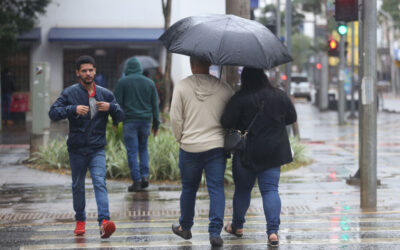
[0,206,311,222]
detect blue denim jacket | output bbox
[49,83,124,151]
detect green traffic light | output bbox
[337,24,348,36]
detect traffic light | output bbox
[335,0,358,22]
[337,23,348,36]
[328,39,339,57]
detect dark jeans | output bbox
[2,93,11,121]
[231,154,281,235]
[69,149,110,225]
[123,121,151,182]
[179,148,226,237]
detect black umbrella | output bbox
[159,14,292,69]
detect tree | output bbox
[161,0,172,113]
[381,0,400,28]
[0,0,50,60]
[292,33,313,72]
[296,0,322,15]
[257,3,305,34]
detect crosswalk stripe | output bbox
[34,217,400,232]
[19,237,400,249]
[28,227,400,241]
[3,209,400,227]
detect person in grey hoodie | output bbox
[169,57,233,247]
[114,57,160,192]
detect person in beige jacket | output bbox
[170,57,233,247]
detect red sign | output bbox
[10,93,29,112]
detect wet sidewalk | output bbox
[382,93,400,113]
[1,102,400,249]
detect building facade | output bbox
[7,0,225,121]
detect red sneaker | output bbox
[74,221,85,236]
[100,219,116,238]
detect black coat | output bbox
[221,87,297,171]
[49,83,124,152]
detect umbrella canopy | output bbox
[135,56,160,69]
[159,14,292,69]
[118,56,160,78]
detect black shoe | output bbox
[141,176,149,188]
[209,236,223,247]
[171,223,192,240]
[128,181,142,192]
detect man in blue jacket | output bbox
[49,55,124,238]
[114,57,160,192]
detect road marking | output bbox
[32,217,400,232]
[29,226,400,241]
[19,237,400,249]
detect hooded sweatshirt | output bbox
[170,74,233,153]
[114,57,160,129]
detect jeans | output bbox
[2,93,11,121]
[69,149,110,225]
[123,121,151,182]
[231,154,281,235]
[178,148,226,237]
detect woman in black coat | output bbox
[221,67,297,247]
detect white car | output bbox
[290,76,312,101]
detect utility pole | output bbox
[338,26,346,125]
[320,53,329,110]
[347,0,364,184]
[360,0,377,209]
[313,11,318,104]
[319,0,329,111]
[275,0,281,87]
[284,0,299,137]
[224,0,250,89]
[349,21,357,118]
[284,0,292,96]
[31,63,51,153]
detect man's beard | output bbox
[80,76,94,85]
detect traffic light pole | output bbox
[360,0,377,209]
[338,33,346,125]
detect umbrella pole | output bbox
[219,65,224,79]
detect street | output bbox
[1,101,400,249]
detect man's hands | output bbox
[76,105,89,115]
[96,102,110,111]
[76,102,110,116]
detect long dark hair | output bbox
[240,67,286,123]
[240,67,274,92]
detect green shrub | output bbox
[282,136,313,172]
[148,129,180,181]
[28,136,69,170]
[28,120,311,184]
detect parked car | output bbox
[290,75,312,101]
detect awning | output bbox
[17,28,41,42]
[48,28,164,43]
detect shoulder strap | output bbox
[245,100,264,133]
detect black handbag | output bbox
[224,101,264,153]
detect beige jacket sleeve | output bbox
[170,84,184,143]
